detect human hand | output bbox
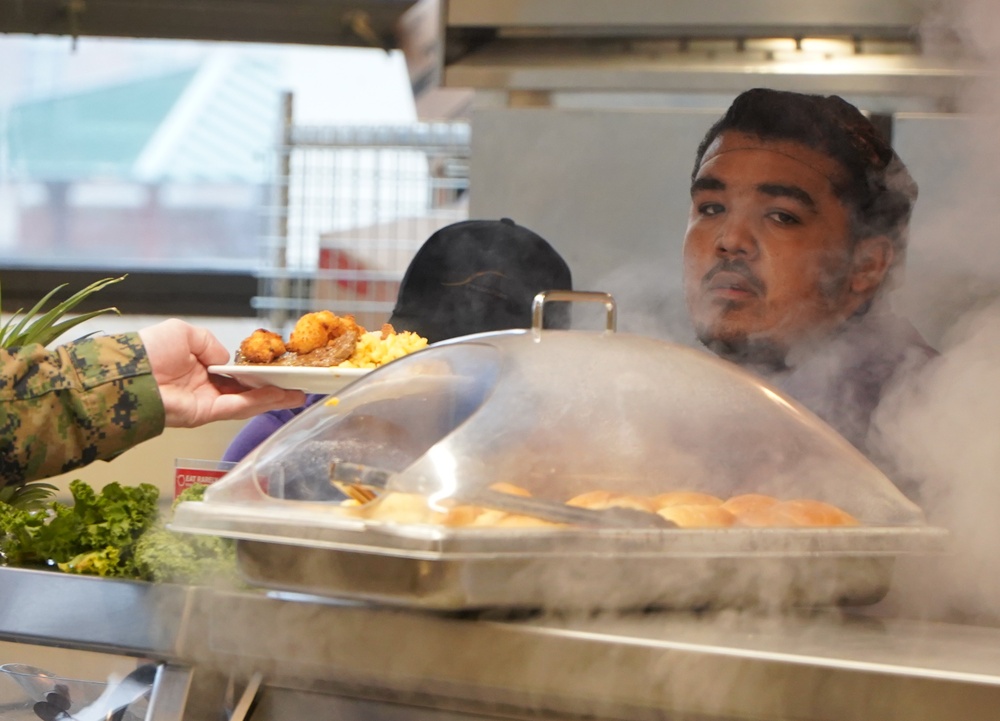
[138,319,306,427]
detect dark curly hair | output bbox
[692,88,918,284]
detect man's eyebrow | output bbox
[758,183,817,210]
[690,176,724,195]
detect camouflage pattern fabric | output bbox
[0,332,165,487]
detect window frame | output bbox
[0,266,258,318]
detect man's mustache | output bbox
[702,259,766,295]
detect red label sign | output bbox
[174,467,230,498]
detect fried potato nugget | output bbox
[286,310,338,354]
[330,313,365,339]
[238,329,286,364]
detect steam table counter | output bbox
[1,566,999,721]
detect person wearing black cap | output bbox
[683,87,937,499]
[387,217,573,342]
[221,218,572,463]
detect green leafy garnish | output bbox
[0,480,59,510]
[0,479,239,586]
[0,479,159,576]
[133,482,239,586]
[0,275,125,349]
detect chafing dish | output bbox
[172,292,946,610]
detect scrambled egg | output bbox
[337,329,429,369]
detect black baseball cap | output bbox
[387,218,573,343]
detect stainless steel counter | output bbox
[2,566,1000,720]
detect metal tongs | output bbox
[31,664,157,721]
[330,460,672,530]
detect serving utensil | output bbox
[330,460,672,529]
[39,664,156,721]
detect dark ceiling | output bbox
[0,0,418,49]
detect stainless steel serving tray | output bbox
[170,502,949,611]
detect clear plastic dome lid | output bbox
[206,301,925,529]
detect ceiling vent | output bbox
[439,0,979,102]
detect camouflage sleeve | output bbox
[0,332,166,486]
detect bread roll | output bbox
[363,492,444,525]
[654,491,724,509]
[470,509,510,527]
[721,493,780,517]
[492,513,565,528]
[657,504,736,528]
[566,490,658,514]
[442,504,487,527]
[566,490,617,508]
[489,482,533,497]
[733,507,780,527]
[768,499,859,527]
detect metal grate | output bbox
[255,93,470,331]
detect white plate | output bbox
[208,364,371,395]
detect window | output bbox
[0,35,468,319]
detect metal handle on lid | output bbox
[531,290,617,333]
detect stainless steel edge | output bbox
[170,501,950,557]
[442,51,979,97]
[201,590,1000,721]
[0,566,196,658]
[444,0,932,29]
[4,565,1000,720]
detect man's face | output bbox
[683,131,869,366]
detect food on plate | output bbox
[657,504,736,528]
[234,311,428,369]
[338,325,429,368]
[282,330,359,367]
[654,491,724,509]
[238,329,287,364]
[287,310,362,355]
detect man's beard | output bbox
[699,330,789,372]
[692,253,854,372]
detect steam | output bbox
[871,298,1000,621]
[852,0,1000,623]
[598,258,693,342]
[579,0,1000,623]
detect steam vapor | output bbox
[872,0,1000,622]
